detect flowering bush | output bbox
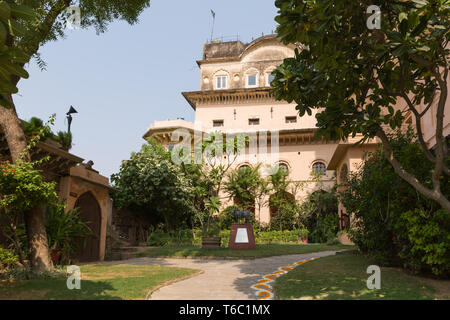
[0,160,57,212]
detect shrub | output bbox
[147,228,174,246]
[341,129,450,276]
[146,228,310,247]
[219,230,231,246]
[308,213,339,244]
[270,201,301,231]
[203,217,221,237]
[396,209,450,277]
[255,228,309,244]
[147,228,196,246]
[0,247,18,271]
[111,139,195,232]
[299,188,339,243]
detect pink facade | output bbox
[144,35,340,224]
[143,34,449,225]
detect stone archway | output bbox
[74,192,101,262]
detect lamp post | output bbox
[66,106,78,134]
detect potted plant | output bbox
[201,197,222,249]
[56,131,72,151]
[45,203,92,265]
[50,248,62,264]
[202,219,221,248]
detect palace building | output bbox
[143,34,449,226]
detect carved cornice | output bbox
[182,87,278,110]
[150,128,336,146]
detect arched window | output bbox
[312,162,326,176]
[245,68,259,88]
[213,70,229,90]
[215,75,228,89]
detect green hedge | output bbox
[147,228,309,247]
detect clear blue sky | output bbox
[16,0,279,179]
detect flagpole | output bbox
[210,10,215,42]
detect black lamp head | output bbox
[67,106,78,115]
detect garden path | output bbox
[101,250,343,300]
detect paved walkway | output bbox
[102,250,341,300]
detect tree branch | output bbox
[376,128,450,212]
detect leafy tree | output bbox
[181,133,244,235]
[111,139,194,232]
[223,164,271,228]
[0,0,151,271]
[272,0,450,211]
[224,164,263,211]
[0,1,35,106]
[254,174,270,228]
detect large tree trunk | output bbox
[0,104,29,162]
[0,99,52,271]
[25,206,52,270]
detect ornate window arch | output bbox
[213,69,230,90]
[244,67,260,88]
[312,161,327,176]
[278,161,290,174]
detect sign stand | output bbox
[228,223,256,250]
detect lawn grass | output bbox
[0,264,199,300]
[274,253,445,300]
[141,244,353,259]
